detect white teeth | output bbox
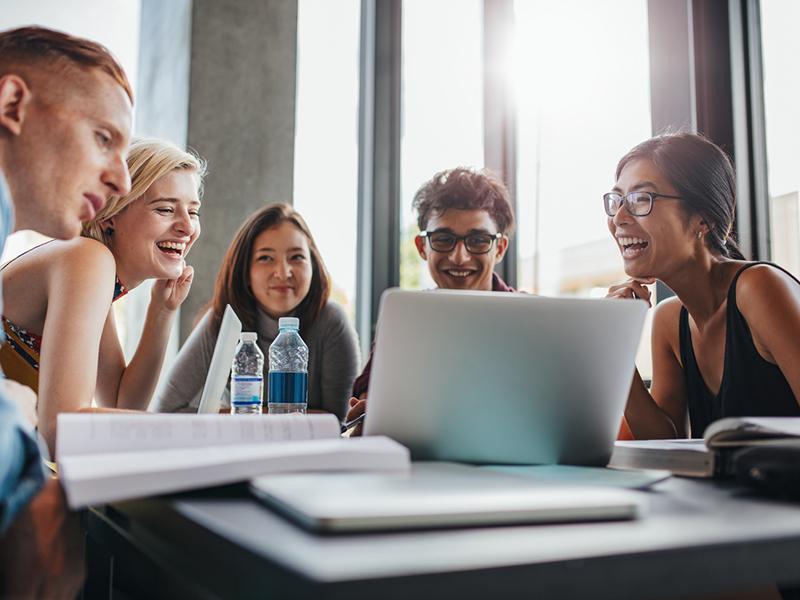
[618,236,648,247]
[157,241,186,253]
[447,270,472,278]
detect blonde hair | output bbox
[82,137,207,244]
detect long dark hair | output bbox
[208,203,331,334]
[616,132,746,260]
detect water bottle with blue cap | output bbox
[268,317,308,414]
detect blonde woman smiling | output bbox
[0,138,205,455]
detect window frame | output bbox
[356,0,772,348]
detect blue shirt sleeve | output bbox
[0,396,45,533]
[0,165,42,532]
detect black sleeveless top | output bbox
[679,262,800,437]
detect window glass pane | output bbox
[761,0,800,278]
[400,0,484,289]
[512,0,654,377]
[294,0,361,322]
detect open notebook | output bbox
[609,417,800,478]
[56,413,409,508]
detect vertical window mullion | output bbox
[356,0,402,355]
[483,0,518,289]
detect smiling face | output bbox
[1,68,132,239]
[414,208,508,291]
[248,222,313,318]
[107,169,201,285]
[608,158,705,279]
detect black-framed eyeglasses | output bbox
[419,230,503,254]
[603,191,683,217]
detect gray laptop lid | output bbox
[363,289,647,466]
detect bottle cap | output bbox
[241,332,257,342]
[278,317,300,330]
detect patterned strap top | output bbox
[0,276,127,393]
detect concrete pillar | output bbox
[182,0,298,340]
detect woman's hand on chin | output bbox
[607,277,656,307]
[152,264,195,312]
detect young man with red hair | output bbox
[0,26,133,598]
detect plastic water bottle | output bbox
[268,317,308,414]
[231,332,264,415]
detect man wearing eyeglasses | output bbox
[345,167,516,435]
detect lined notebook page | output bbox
[56,413,341,458]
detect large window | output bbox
[761,0,800,277]
[399,0,484,289]
[512,0,653,376]
[294,0,361,322]
[513,0,651,296]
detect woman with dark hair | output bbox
[606,132,800,440]
[155,203,359,418]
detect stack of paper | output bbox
[56,413,410,508]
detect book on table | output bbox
[608,417,800,478]
[56,413,410,509]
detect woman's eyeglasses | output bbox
[603,191,682,217]
[419,230,503,255]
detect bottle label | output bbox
[231,376,263,406]
[268,372,308,405]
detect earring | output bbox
[697,231,703,239]
[105,227,114,236]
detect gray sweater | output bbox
[154,302,360,419]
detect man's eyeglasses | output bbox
[603,191,682,217]
[419,230,503,255]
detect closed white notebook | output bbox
[251,463,645,532]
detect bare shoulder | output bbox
[652,296,683,350]
[653,295,683,325]
[54,237,114,264]
[736,263,799,295]
[49,238,115,278]
[3,238,113,285]
[736,263,800,318]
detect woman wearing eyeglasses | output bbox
[606,132,800,440]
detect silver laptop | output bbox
[196,305,243,414]
[363,289,648,466]
[250,463,644,533]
